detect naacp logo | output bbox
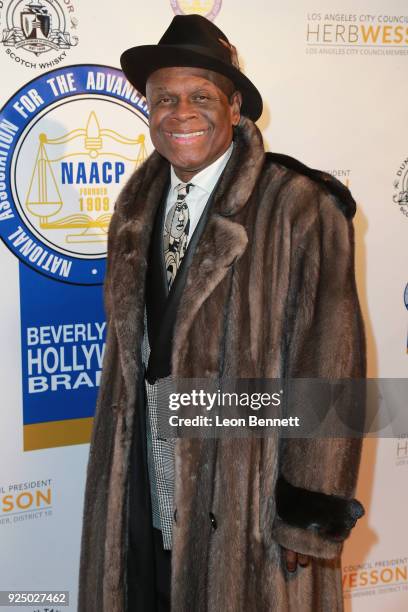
[1,0,78,68]
[0,64,151,284]
[170,0,222,21]
[393,156,408,219]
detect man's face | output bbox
[146,67,241,182]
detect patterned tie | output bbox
[163,182,193,289]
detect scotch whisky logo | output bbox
[0,64,151,284]
[1,0,78,69]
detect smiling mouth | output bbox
[166,130,208,141]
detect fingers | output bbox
[298,553,310,567]
[284,548,297,572]
[283,548,310,572]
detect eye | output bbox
[192,93,210,103]
[156,96,173,106]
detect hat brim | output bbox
[120,45,263,121]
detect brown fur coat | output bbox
[78,116,366,612]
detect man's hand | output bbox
[282,548,310,572]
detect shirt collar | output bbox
[169,142,234,195]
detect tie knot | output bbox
[176,182,194,197]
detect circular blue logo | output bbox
[0,64,150,284]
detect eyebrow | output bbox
[149,86,216,97]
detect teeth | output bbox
[171,131,205,138]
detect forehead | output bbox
[146,66,225,93]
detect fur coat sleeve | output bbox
[271,180,366,558]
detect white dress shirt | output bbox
[165,142,234,244]
[145,142,234,550]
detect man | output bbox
[78,14,366,612]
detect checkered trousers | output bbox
[141,308,176,550]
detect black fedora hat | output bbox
[120,14,263,121]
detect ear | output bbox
[230,91,242,126]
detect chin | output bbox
[172,154,209,172]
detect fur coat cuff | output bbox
[272,476,364,558]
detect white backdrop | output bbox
[0,1,407,610]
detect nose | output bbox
[172,97,198,121]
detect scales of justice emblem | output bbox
[24,111,147,247]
